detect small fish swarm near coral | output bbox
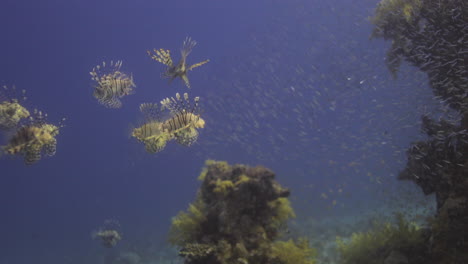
[371,0,468,263]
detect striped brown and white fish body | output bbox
[132,93,205,153]
[132,121,173,153]
[3,123,59,165]
[147,37,209,89]
[161,111,205,146]
[160,92,205,146]
[90,61,135,108]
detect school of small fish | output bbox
[0,0,465,221]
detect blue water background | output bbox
[0,0,436,263]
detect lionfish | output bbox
[147,37,209,88]
[132,92,205,153]
[0,85,30,130]
[90,60,136,108]
[1,110,64,165]
[92,219,122,248]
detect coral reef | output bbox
[371,0,467,113]
[371,0,468,262]
[336,214,427,264]
[168,160,316,264]
[272,238,316,264]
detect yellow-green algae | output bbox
[272,238,317,264]
[213,179,235,194]
[336,214,424,264]
[268,197,296,228]
[168,200,206,246]
[371,0,468,262]
[168,160,315,264]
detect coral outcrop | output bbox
[168,160,316,264]
[336,214,427,264]
[371,0,468,263]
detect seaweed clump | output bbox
[336,214,427,264]
[168,160,316,264]
[371,0,468,263]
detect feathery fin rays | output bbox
[1,37,209,164]
[90,60,136,108]
[132,93,205,153]
[147,37,209,88]
[2,109,65,165]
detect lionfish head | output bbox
[195,117,205,128]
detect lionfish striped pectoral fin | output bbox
[144,137,167,153]
[24,143,42,165]
[175,127,199,147]
[44,138,57,156]
[188,59,209,71]
[100,97,122,109]
[147,49,173,67]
